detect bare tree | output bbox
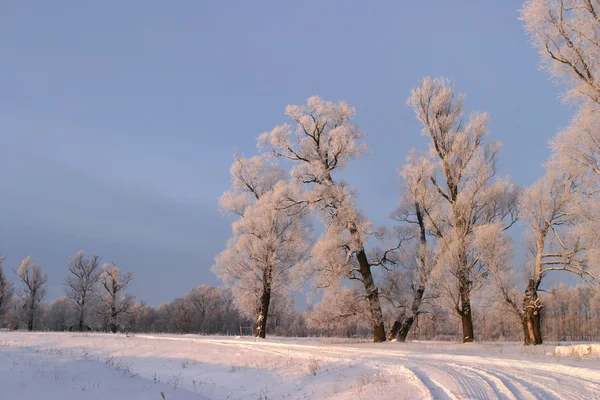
[259,96,394,342]
[407,78,519,342]
[214,155,311,338]
[99,263,134,333]
[0,256,14,325]
[16,256,48,331]
[65,250,101,331]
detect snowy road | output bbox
[1,332,599,399]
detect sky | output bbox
[0,1,575,305]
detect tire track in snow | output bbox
[452,365,518,400]
[412,361,493,400]
[472,368,538,400]
[486,369,570,400]
[515,367,600,398]
[402,365,458,400]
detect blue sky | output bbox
[0,1,573,305]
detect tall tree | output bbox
[521,2,600,344]
[214,155,311,338]
[496,172,597,345]
[65,250,101,331]
[0,256,14,325]
[99,263,134,333]
[258,96,389,342]
[385,153,439,341]
[16,256,47,331]
[407,78,518,342]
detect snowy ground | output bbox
[1,332,600,399]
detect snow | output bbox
[554,343,600,357]
[2,332,600,399]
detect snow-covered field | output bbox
[1,332,600,399]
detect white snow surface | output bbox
[1,332,600,399]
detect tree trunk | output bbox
[78,307,85,332]
[387,320,402,341]
[522,278,542,345]
[387,285,426,342]
[110,306,118,333]
[458,286,474,343]
[356,249,386,342]
[255,289,271,339]
[522,318,531,346]
[460,308,474,343]
[458,262,474,343]
[27,310,34,332]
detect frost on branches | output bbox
[518,0,600,345]
[520,172,594,344]
[0,256,13,326]
[407,78,519,343]
[99,263,135,333]
[258,97,391,342]
[522,0,600,104]
[213,155,311,339]
[381,152,439,342]
[16,256,48,331]
[65,250,102,332]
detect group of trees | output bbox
[0,252,135,333]
[214,0,600,345]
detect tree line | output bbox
[0,250,599,343]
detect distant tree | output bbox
[214,155,311,338]
[259,96,394,342]
[0,256,14,325]
[99,263,134,333]
[126,301,156,333]
[65,251,101,331]
[165,295,195,334]
[522,0,600,105]
[43,297,76,331]
[16,256,48,331]
[407,78,519,342]
[306,287,371,337]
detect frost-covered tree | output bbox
[99,263,134,333]
[214,155,311,338]
[16,256,48,331]
[43,297,77,331]
[550,104,600,238]
[65,251,101,331]
[522,0,600,104]
[258,96,390,342]
[407,78,519,342]
[521,1,600,344]
[495,171,597,345]
[383,153,439,341]
[0,256,13,325]
[306,287,371,337]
